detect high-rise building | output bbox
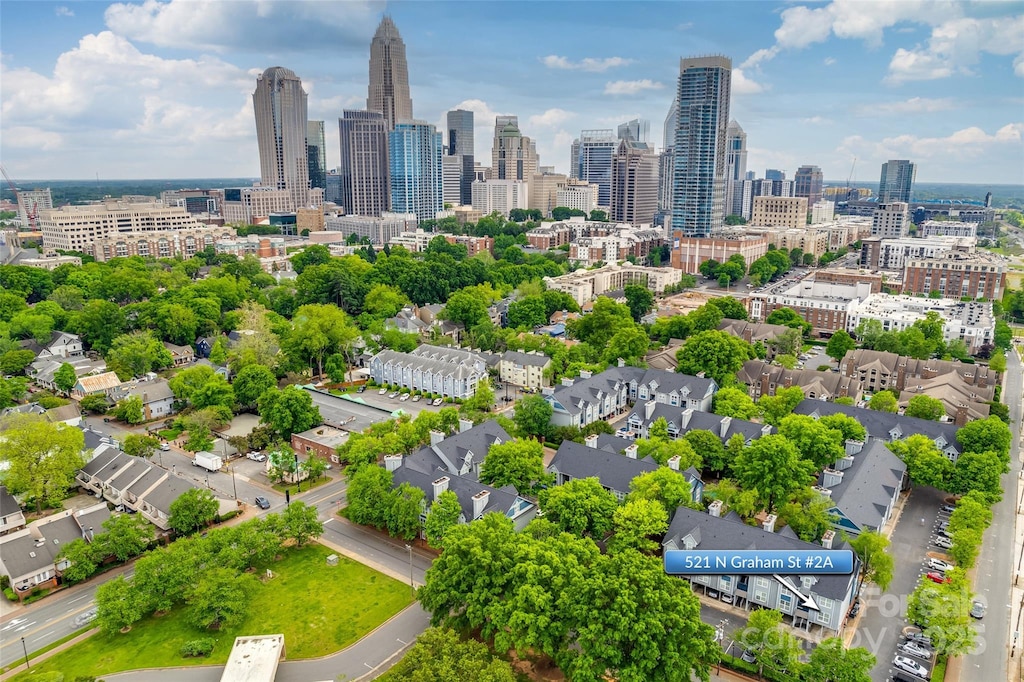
[750,196,809,229]
[611,139,659,226]
[367,16,413,130]
[670,56,731,238]
[725,120,747,218]
[571,130,617,207]
[442,155,463,206]
[765,169,786,181]
[793,165,823,208]
[446,109,475,205]
[491,116,539,185]
[15,188,52,228]
[663,98,678,151]
[657,151,674,214]
[471,180,529,216]
[872,202,910,239]
[339,110,390,216]
[617,118,650,145]
[253,66,311,210]
[878,159,917,203]
[307,120,327,191]
[530,171,568,216]
[389,121,443,222]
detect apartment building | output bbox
[747,276,874,337]
[871,202,909,239]
[323,212,418,245]
[544,262,682,306]
[846,295,995,354]
[750,196,809,229]
[919,220,978,238]
[902,250,1006,300]
[859,235,976,271]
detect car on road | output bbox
[254,496,271,510]
[893,655,929,678]
[388,391,399,399]
[357,385,366,393]
[926,558,954,572]
[940,504,956,513]
[925,571,951,584]
[73,609,98,628]
[898,641,932,659]
[933,536,953,549]
[378,387,388,395]
[247,451,267,462]
[432,398,443,406]
[970,600,986,619]
[160,442,170,451]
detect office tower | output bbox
[663,97,678,151]
[389,121,443,222]
[339,110,390,216]
[725,120,747,218]
[793,165,823,208]
[471,180,529,216]
[367,16,413,130]
[658,151,674,214]
[571,130,617,207]
[765,169,785,181]
[878,159,917,203]
[325,170,342,205]
[617,118,650,145]
[253,66,310,209]
[442,155,463,206]
[530,171,568,216]
[446,109,475,206]
[872,202,909,238]
[491,116,539,184]
[307,120,327,190]
[745,171,756,181]
[15,188,52,228]
[670,55,731,238]
[611,139,659,226]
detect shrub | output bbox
[817,364,831,372]
[180,638,216,658]
[3,587,16,602]
[0,574,9,590]
[216,510,239,523]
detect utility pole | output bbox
[405,544,415,598]
[21,636,29,668]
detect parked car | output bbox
[970,600,986,619]
[357,385,366,393]
[388,392,399,399]
[73,609,98,628]
[399,393,410,401]
[255,496,271,510]
[432,398,443,406]
[412,394,421,402]
[925,572,951,584]
[933,536,953,549]
[720,593,734,604]
[247,451,267,462]
[706,589,720,600]
[378,387,388,395]
[937,521,949,532]
[893,655,929,678]
[847,599,861,618]
[903,631,933,648]
[159,442,170,451]
[927,558,954,572]
[740,649,757,663]
[937,529,952,539]
[940,504,956,514]
[898,641,932,659]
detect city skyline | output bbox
[1,1,1022,183]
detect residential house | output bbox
[44,403,82,427]
[663,504,858,635]
[839,349,995,393]
[898,372,992,423]
[75,444,125,495]
[644,339,685,371]
[292,426,348,464]
[384,308,429,335]
[792,399,965,461]
[162,342,195,367]
[385,305,464,342]
[626,403,773,444]
[195,337,214,359]
[110,378,176,420]
[195,358,231,380]
[369,344,487,400]
[0,486,26,536]
[498,350,552,391]
[736,360,863,402]
[19,331,84,360]
[136,475,206,531]
[717,319,795,360]
[818,439,907,536]
[103,456,152,507]
[28,355,107,393]
[71,372,123,400]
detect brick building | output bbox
[902,250,1006,300]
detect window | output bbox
[778,592,793,612]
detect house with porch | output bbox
[110,378,176,420]
[162,342,195,367]
[626,403,773,444]
[71,372,123,400]
[818,439,906,536]
[0,486,26,537]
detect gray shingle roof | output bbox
[547,440,658,495]
[792,399,963,453]
[627,404,772,444]
[114,378,174,404]
[125,466,166,498]
[0,486,20,519]
[405,420,512,478]
[79,446,124,478]
[822,440,906,533]
[391,466,525,522]
[142,475,200,516]
[501,350,552,367]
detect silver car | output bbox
[898,641,932,660]
[73,609,98,628]
[893,655,929,678]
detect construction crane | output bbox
[0,164,38,229]
[845,157,857,203]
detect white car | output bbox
[378,387,388,395]
[411,394,421,402]
[933,536,953,549]
[432,398,444,406]
[389,392,399,399]
[927,557,954,572]
[399,393,410,401]
[898,641,932,659]
[246,451,267,462]
[893,655,929,678]
[159,442,170,451]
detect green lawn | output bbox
[271,475,333,494]
[12,543,413,681]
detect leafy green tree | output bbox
[258,386,322,440]
[168,488,219,536]
[849,530,895,591]
[635,436,701,469]
[186,568,257,630]
[512,394,552,439]
[191,375,234,411]
[907,576,976,656]
[776,354,798,369]
[887,434,953,489]
[280,501,323,547]
[778,414,845,470]
[905,394,945,421]
[57,538,99,584]
[182,420,214,453]
[79,393,109,414]
[766,307,811,336]
[868,390,898,413]
[674,330,754,386]
[776,487,837,542]
[95,575,145,634]
[0,349,36,375]
[231,363,276,409]
[506,296,549,329]
[284,303,359,378]
[97,512,153,562]
[9,311,55,343]
[989,350,1007,373]
[441,289,491,329]
[818,413,866,443]
[738,608,803,680]
[113,396,144,425]
[757,385,805,426]
[169,364,217,405]
[346,465,394,529]
[624,284,654,322]
[208,337,228,365]
[363,284,410,319]
[289,243,332,273]
[425,490,463,548]
[732,435,815,511]
[627,467,694,514]
[0,414,85,511]
[712,387,760,420]
[54,362,77,395]
[608,498,667,554]
[949,527,983,569]
[803,637,875,682]
[947,491,993,535]
[566,296,634,348]
[539,477,618,538]
[706,296,748,320]
[480,439,548,494]
[460,378,494,414]
[106,331,173,380]
[302,453,329,481]
[957,415,1012,461]
[603,326,650,365]
[683,429,729,474]
[378,627,517,682]
[386,482,425,541]
[772,327,804,357]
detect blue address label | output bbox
[664,549,855,575]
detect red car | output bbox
[925,572,951,584]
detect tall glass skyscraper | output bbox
[725,120,747,218]
[367,17,413,130]
[307,120,326,191]
[670,56,731,237]
[446,109,475,205]
[252,66,310,209]
[389,121,443,222]
[339,110,390,216]
[571,130,617,207]
[878,159,917,203]
[794,164,824,207]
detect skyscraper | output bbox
[367,16,413,130]
[765,169,786,181]
[307,120,327,191]
[389,121,443,222]
[663,97,678,151]
[617,118,650,145]
[253,66,310,209]
[725,120,747,218]
[611,139,659,226]
[446,109,475,205]
[491,116,539,184]
[670,56,731,237]
[571,130,618,207]
[878,159,917,203]
[793,165,824,208]
[339,110,390,216]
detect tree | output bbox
[627,467,694,514]
[303,453,329,482]
[635,436,701,469]
[989,350,1007,373]
[776,487,837,542]
[0,349,36,375]
[887,434,953,489]
[208,337,228,365]
[539,477,618,538]
[363,284,410,319]
[818,413,866,443]
[441,289,491,329]
[461,378,494,414]
[706,296,748,320]
[113,396,144,425]
[57,538,99,584]
[0,415,85,511]
[778,414,845,470]
[480,439,548,494]
[624,284,654,322]
[182,419,214,453]
[603,326,650,365]
[674,330,754,386]
[608,499,668,554]
[506,296,549,329]
[289,243,332,273]
[766,307,811,336]
[948,450,1004,502]
[191,375,234,411]
[732,435,815,511]
[738,608,803,680]
[79,393,109,414]
[868,390,898,413]
[187,568,257,630]
[258,386,322,440]
[106,331,172,381]
[230,364,277,409]
[346,465,393,529]
[425,490,463,548]
[168,488,219,536]
[905,394,945,421]
[712,387,760,420]
[649,416,670,441]
[9,311,54,343]
[803,637,875,682]
[97,512,153,562]
[825,330,856,362]
[53,362,78,395]
[907,576,976,656]
[377,627,516,682]
[512,394,552,439]
[284,303,359,378]
[957,415,1012,461]
[566,296,634,348]
[849,530,895,591]
[95,575,145,634]
[386,482,425,541]
[757,386,805,426]
[280,501,323,546]
[684,429,729,474]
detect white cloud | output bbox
[676,22,694,31]
[823,57,836,66]
[838,122,1024,161]
[55,6,75,18]
[866,97,956,115]
[541,55,632,72]
[731,69,765,95]
[604,79,663,96]
[3,127,63,151]
[800,116,829,125]
[886,15,1024,83]
[104,0,383,52]
[528,108,575,128]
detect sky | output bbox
[1,0,1023,185]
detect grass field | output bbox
[11,543,412,681]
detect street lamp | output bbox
[230,465,237,501]
[21,636,29,669]
[405,544,415,598]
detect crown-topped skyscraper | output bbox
[367,16,413,131]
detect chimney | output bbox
[579,370,593,379]
[821,529,835,549]
[783,374,793,389]
[618,358,626,368]
[719,416,732,439]
[541,387,555,396]
[844,439,864,456]
[708,500,723,518]
[761,424,773,437]
[384,454,402,472]
[625,443,638,459]
[954,403,969,427]
[822,468,844,488]
[759,372,771,398]
[584,434,599,449]
[667,455,680,471]
[561,377,575,387]
[696,370,706,378]
[743,327,753,344]
[472,490,490,519]
[645,400,656,420]
[459,418,473,434]
[763,513,777,533]
[432,476,450,498]
[430,430,445,446]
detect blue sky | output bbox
[1,0,1022,185]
